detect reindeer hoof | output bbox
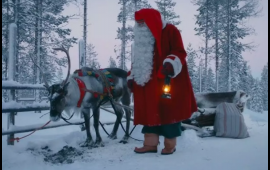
[119,140,128,144]
[119,136,129,144]
[93,141,105,148]
[80,125,86,131]
[80,139,94,148]
[108,134,117,140]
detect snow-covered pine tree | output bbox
[194,67,201,94]
[83,0,87,60]
[155,0,181,27]
[116,0,131,71]
[239,61,250,93]
[219,0,261,91]
[250,79,264,113]
[86,44,100,69]
[2,0,77,100]
[211,0,222,92]
[2,0,11,80]
[186,44,199,93]
[197,58,205,93]
[127,0,151,20]
[261,62,268,111]
[206,68,216,92]
[218,56,228,92]
[108,56,118,68]
[194,0,213,92]
[194,0,261,92]
[55,68,64,83]
[246,67,255,109]
[27,0,77,84]
[230,54,246,91]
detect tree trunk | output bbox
[134,0,137,11]
[121,0,127,70]
[227,0,232,91]
[14,0,19,83]
[199,59,203,92]
[215,0,219,92]
[35,0,42,104]
[34,0,38,84]
[83,0,87,62]
[5,1,10,80]
[204,0,209,92]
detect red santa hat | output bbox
[135,8,163,56]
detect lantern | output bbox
[162,76,171,99]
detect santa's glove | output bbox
[162,62,175,77]
[127,79,134,92]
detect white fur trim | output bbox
[163,55,182,78]
[161,14,167,29]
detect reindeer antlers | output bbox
[29,54,50,90]
[29,46,71,90]
[52,46,71,88]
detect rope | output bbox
[108,98,143,142]
[95,70,142,141]
[9,120,51,142]
[61,111,89,125]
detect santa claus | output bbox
[127,8,197,155]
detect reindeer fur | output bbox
[50,67,132,148]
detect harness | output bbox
[74,78,86,107]
[64,69,143,142]
[9,69,142,143]
[73,69,116,107]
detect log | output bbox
[2,120,126,136]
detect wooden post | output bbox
[79,39,85,68]
[7,23,17,145]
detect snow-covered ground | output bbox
[2,109,268,170]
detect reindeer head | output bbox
[48,82,70,121]
[31,46,71,122]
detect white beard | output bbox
[131,23,155,86]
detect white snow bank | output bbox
[245,109,268,122]
[2,110,268,170]
[2,101,50,110]
[2,80,46,89]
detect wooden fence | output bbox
[2,23,130,145]
[2,81,132,145]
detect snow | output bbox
[2,101,50,111]
[2,109,268,170]
[2,80,46,89]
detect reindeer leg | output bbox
[80,107,94,148]
[80,111,86,131]
[108,105,123,140]
[119,108,131,144]
[92,106,104,148]
[119,90,132,144]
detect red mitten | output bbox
[127,79,134,92]
[162,62,174,77]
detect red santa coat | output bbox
[129,9,198,126]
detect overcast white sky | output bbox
[62,0,268,78]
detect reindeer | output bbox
[34,47,132,148]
